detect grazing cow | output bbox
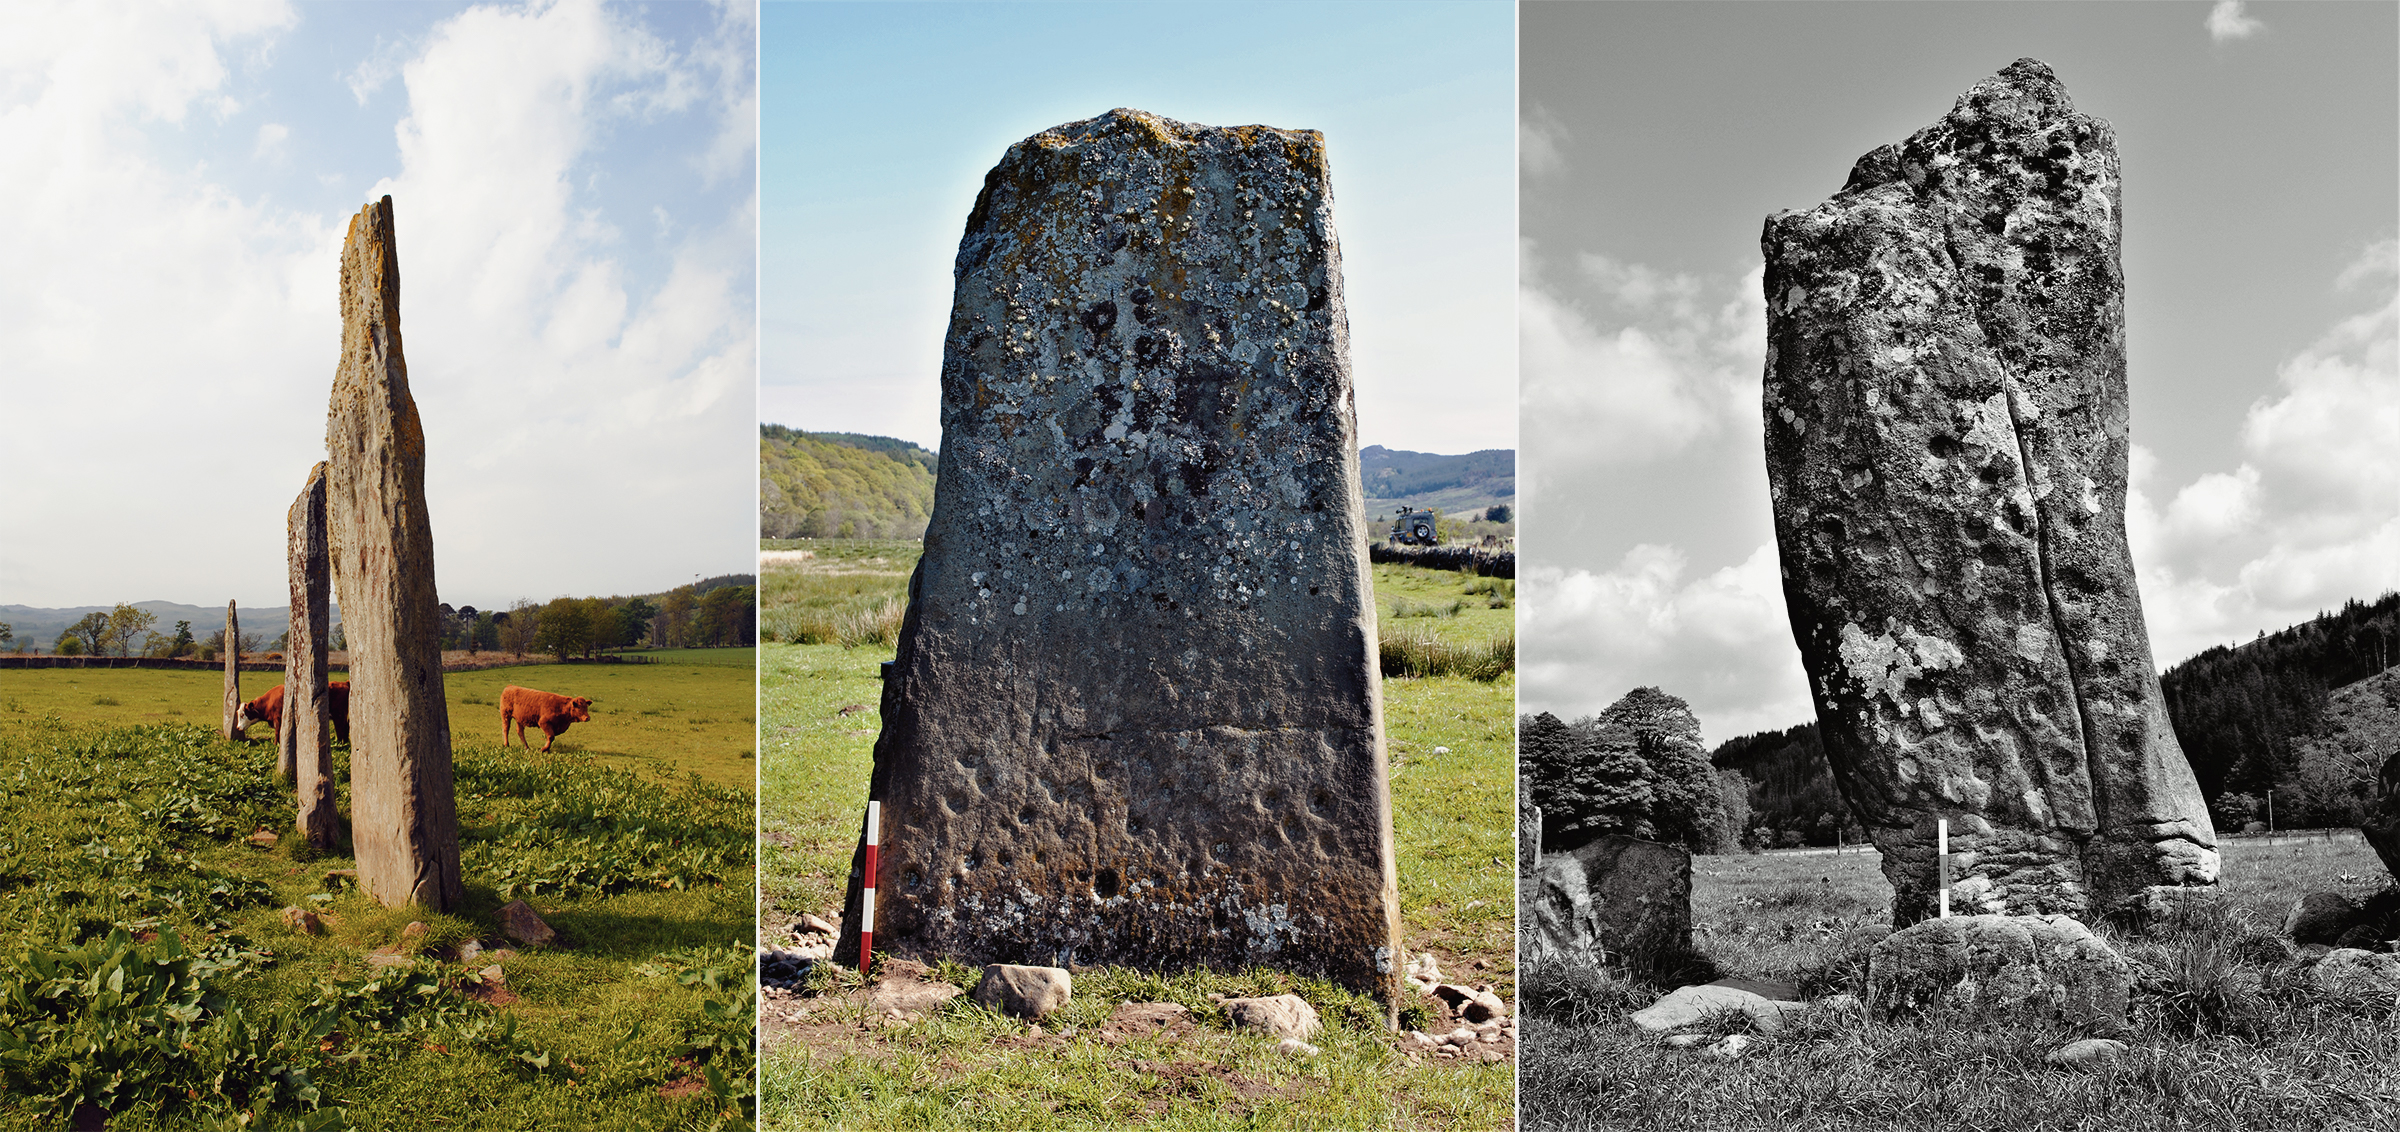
[236,681,352,744]
[500,685,593,752]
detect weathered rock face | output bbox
[1524,835,1691,971]
[221,602,241,741]
[2365,751,2400,883]
[325,196,461,911]
[835,110,1399,1005]
[286,462,338,849]
[1866,913,2129,1025]
[1761,59,2217,925]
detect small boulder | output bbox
[1430,983,1508,1023]
[497,900,556,946]
[279,906,323,935]
[1867,914,2129,1026]
[1110,1002,1191,1030]
[245,830,280,850]
[398,921,429,950]
[2045,1038,2128,1069]
[971,963,1072,1019]
[2285,892,2363,946]
[1628,983,1799,1035]
[797,913,838,936]
[2331,922,2395,952]
[1221,993,1322,1040]
[2311,948,2400,999]
[1277,1037,1320,1057]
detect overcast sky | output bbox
[760,0,1515,456]
[0,0,756,612]
[1519,1,2398,745]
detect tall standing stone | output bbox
[324,196,461,911]
[836,110,1401,1005]
[221,602,241,741]
[1761,60,2216,925]
[286,462,339,849]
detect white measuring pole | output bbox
[860,800,881,977]
[1937,817,1950,919]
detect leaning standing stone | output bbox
[287,462,339,849]
[836,109,1400,1007]
[221,601,241,740]
[1760,59,2216,925]
[325,196,461,911]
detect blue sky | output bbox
[0,0,757,610]
[760,0,1515,455]
[1519,1,2398,742]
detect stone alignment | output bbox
[1761,60,2216,926]
[221,602,241,741]
[287,462,338,849]
[324,196,461,911]
[836,109,1401,1004]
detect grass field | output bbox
[0,648,757,1131]
[1521,835,2400,1132]
[757,540,1516,1130]
[1,648,754,791]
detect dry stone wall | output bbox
[1761,60,2216,925]
[838,109,1400,1004]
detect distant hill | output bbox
[761,425,937,539]
[1,600,338,655]
[1358,446,1514,518]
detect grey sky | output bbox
[1519,1,2398,743]
[760,0,1515,455]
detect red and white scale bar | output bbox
[860,800,881,976]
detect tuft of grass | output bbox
[1391,597,1467,619]
[1380,626,1514,681]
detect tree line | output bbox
[760,425,936,540]
[1520,686,1748,856]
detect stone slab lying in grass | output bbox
[1866,913,2129,1025]
[1629,983,1803,1036]
[972,963,1072,1019]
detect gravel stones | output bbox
[971,963,1073,1019]
[1760,59,2217,926]
[1866,912,2130,1025]
[325,195,462,912]
[838,109,1399,1005]
[1524,834,1691,970]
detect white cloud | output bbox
[1520,100,1567,179]
[2130,238,2399,666]
[2206,1,2265,44]
[1520,542,1814,745]
[253,120,287,160]
[0,1,755,610]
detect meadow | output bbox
[1520,836,2400,1132]
[0,650,757,1131]
[756,539,1516,1130]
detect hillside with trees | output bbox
[760,425,937,539]
[1359,445,1515,518]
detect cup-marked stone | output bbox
[1760,60,2217,925]
[835,109,1400,1007]
[325,196,462,911]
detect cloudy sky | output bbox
[0,0,756,612]
[1519,1,2398,744]
[760,0,1515,456]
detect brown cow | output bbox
[500,685,593,752]
[236,681,352,744]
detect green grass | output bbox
[1,651,754,790]
[1522,836,2400,1131]
[0,719,748,1127]
[757,546,1515,1129]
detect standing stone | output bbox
[835,110,1400,1006]
[286,462,339,849]
[2364,750,2400,884]
[1524,834,1692,972]
[1760,60,2217,926]
[221,602,241,740]
[324,196,461,911]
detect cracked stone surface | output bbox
[1761,60,2216,926]
[326,195,462,912]
[835,109,1399,1006]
